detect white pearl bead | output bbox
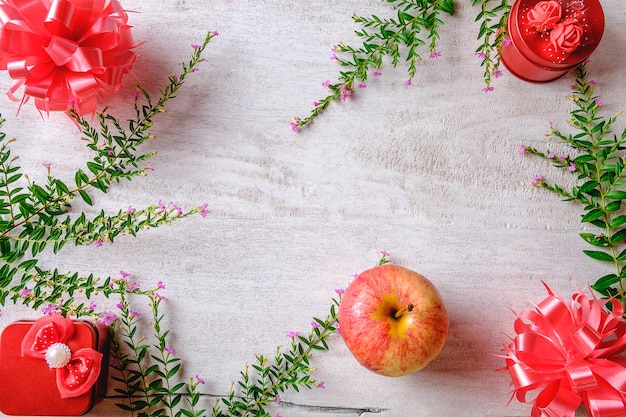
[45,343,72,368]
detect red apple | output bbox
[338,264,448,376]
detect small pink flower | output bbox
[195,375,205,384]
[311,320,321,329]
[357,83,366,88]
[550,20,583,54]
[595,99,604,107]
[170,202,183,216]
[482,86,494,93]
[335,288,345,295]
[198,203,210,218]
[492,70,503,78]
[316,381,325,389]
[475,52,487,59]
[501,39,512,47]
[99,311,116,326]
[532,174,545,187]
[518,146,527,155]
[405,79,412,86]
[527,1,562,32]
[20,288,31,297]
[42,303,59,315]
[322,80,330,87]
[372,71,382,76]
[290,118,299,133]
[164,347,176,355]
[42,162,52,169]
[286,331,299,338]
[568,162,576,172]
[429,51,442,59]
[313,101,319,107]
[339,87,352,101]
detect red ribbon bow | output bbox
[21,315,103,399]
[503,283,626,417]
[0,0,138,115]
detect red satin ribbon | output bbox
[0,0,137,115]
[503,282,626,417]
[21,315,103,399]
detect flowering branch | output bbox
[109,283,207,417]
[472,0,511,91]
[293,0,512,129]
[0,31,216,317]
[521,63,626,306]
[292,0,455,130]
[211,294,341,417]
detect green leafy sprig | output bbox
[293,0,510,129]
[211,294,341,417]
[106,287,341,417]
[0,31,216,317]
[110,286,207,417]
[472,0,511,89]
[521,64,626,305]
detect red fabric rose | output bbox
[527,0,562,32]
[550,20,584,54]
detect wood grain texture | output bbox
[1,1,624,416]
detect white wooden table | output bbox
[1,1,624,416]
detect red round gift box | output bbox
[500,0,605,82]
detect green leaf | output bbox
[583,249,615,262]
[579,232,608,247]
[605,200,622,212]
[605,190,626,200]
[581,209,605,223]
[613,229,626,245]
[78,190,92,205]
[579,180,599,194]
[610,215,626,228]
[437,0,455,15]
[592,274,620,290]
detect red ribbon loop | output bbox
[503,282,626,417]
[20,315,103,399]
[0,0,138,115]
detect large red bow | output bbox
[503,283,626,417]
[21,315,103,399]
[0,0,138,115]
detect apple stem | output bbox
[394,303,414,318]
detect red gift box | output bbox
[501,0,605,82]
[0,316,109,416]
